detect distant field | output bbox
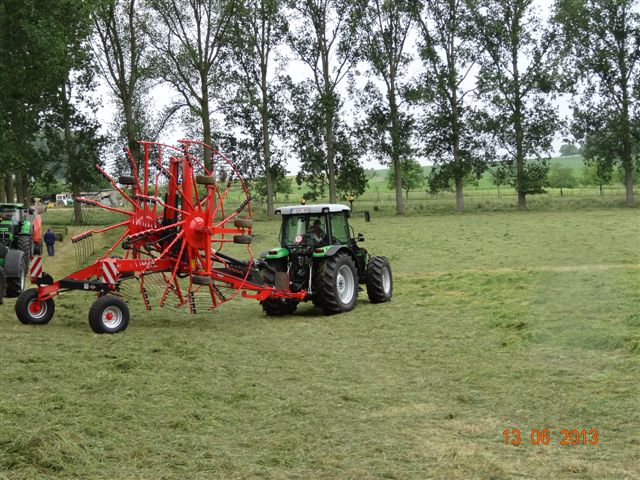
[1,208,638,479]
[279,155,632,211]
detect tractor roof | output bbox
[275,204,350,215]
[0,203,24,209]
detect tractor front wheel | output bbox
[15,288,55,325]
[261,298,299,316]
[366,256,393,303]
[89,295,130,334]
[314,253,358,314]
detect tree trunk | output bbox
[455,176,464,212]
[449,46,464,214]
[512,30,526,211]
[388,85,405,215]
[72,182,81,224]
[322,51,337,203]
[0,174,5,202]
[261,67,274,217]
[61,84,81,224]
[4,175,14,202]
[21,172,30,208]
[15,172,24,206]
[201,77,213,172]
[124,101,140,173]
[624,165,634,207]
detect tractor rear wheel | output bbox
[88,295,130,334]
[313,253,358,314]
[15,288,55,325]
[366,256,393,303]
[261,298,298,316]
[17,235,32,258]
[5,255,27,298]
[0,268,6,305]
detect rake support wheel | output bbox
[261,298,299,316]
[15,288,55,325]
[89,295,130,334]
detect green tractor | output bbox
[0,203,42,304]
[258,204,392,315]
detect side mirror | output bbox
[356,233,365,242]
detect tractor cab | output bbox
[0,203,24,228]
[278,204,352,248]
[258,203,392,316]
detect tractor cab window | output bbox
[282,214,328,246]
[330,212,350,244]
[0,208,19,225]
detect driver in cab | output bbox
[307,219,325,245]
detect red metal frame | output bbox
[29,140,307,315]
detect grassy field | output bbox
[1,208,639,479]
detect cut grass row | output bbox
[0,209,638,479]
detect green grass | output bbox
[1,208,639,479]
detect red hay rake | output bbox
[16,140,306,333]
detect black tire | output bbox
[192,275,212,285]
[17,235,32,258]
[88,295,130,334]
[233,235,252,244]
[118,175,137,185]
[233,217,253,228]
[0,268,6,305]
[15,288,55,325]
[313,253,358,314]
[5,255,27,298]
[261,298,299,316]
[195,175,216,185]
[366,256,393,303]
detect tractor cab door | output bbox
[328,212,350,245]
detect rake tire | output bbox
[118,175,137,185]
[233,217,252,228]
[233,235,252,244]
[89,295,130,334]
[261,298,298,316]
[15,288,55,325]
[192,275,212,285]
[196,175,216,185]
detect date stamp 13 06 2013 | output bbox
[503,428,600,446]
